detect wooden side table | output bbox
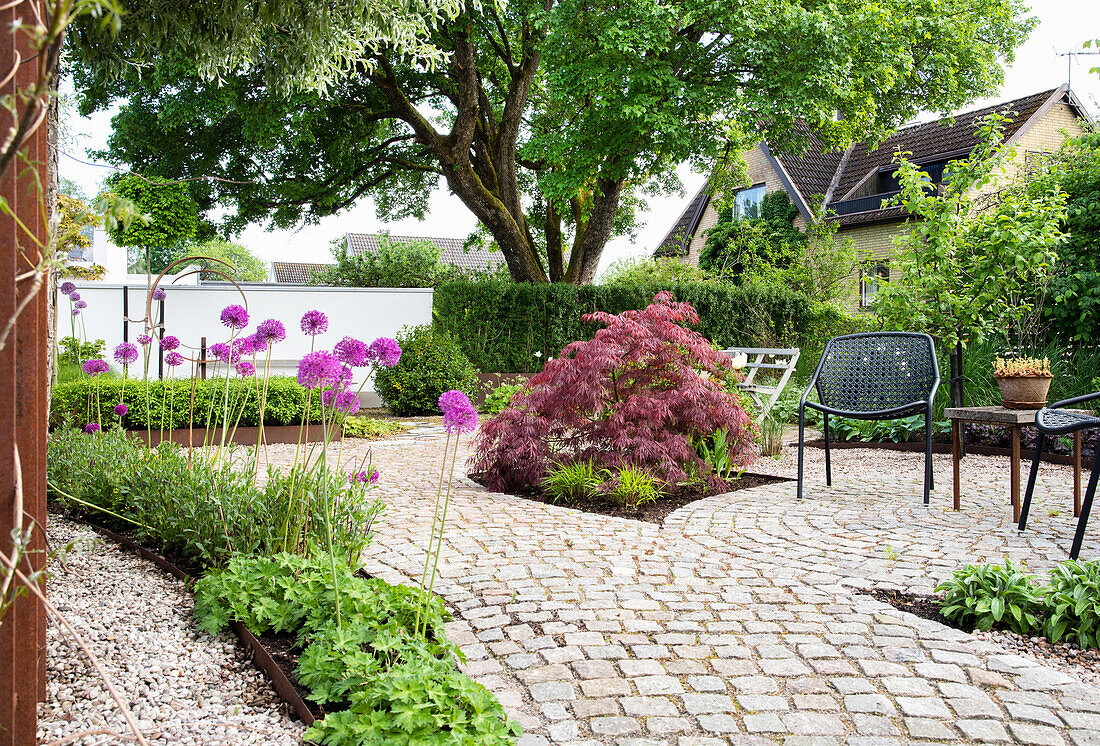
[945,406,1083,521]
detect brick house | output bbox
[654,86,1091,307]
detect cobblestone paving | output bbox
[264,437,1100,745]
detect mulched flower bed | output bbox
[468,472,790,523]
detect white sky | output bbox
[60,0,1100,274]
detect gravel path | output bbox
[37,515,305,746]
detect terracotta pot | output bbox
[995,375,1053,410]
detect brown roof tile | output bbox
[271,261,332,284]
[654,182,711,257]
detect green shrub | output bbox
[434,280,867,375]
[58,336,105,366]
[46,427,382,567]
[481,382,524,416]
[374,325,478,416]
[50,375,322,430]
[936,560,1046,635]
[541,461,602,502]
[341,416,408,440]
[1044,560,1100,649]
[195,553,520,744]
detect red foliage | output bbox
[471,292,754,492]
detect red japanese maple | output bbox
[471,292,754,492]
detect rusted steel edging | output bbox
[75,519,316,725]
[804,439,1094,470]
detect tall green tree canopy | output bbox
[100,173,198,272]
[71,0,1034,284]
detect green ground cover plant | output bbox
[195,553,520,744]
[341,417,409,440]
[936,559,1100,649]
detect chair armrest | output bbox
[1049,391,1100,411]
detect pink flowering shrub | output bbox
[471,292,754,493]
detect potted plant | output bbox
[993,357,1053,410]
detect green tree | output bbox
[1027,131,1100,343]
[186,238,268,282]
[100,173,198,273]
[599,257,711,285]
[311,236,506,288]
[71,0,1033,284]
[872,114,1068,405]
[57,194,97,260]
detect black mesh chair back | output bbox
[816,333,938,414]
[798,332,939,504]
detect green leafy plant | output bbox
[757,414,785,458]
[374,325,478,416]
[341,417,409,440]
[45,427,383,567]
[1044,560,1100,649]
[58,336,105,367]
[936,559,1046,635]
[195,553,521,744]
[480,382,524,417]
[693,427,744,480]
[541,461,602,503]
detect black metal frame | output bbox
[797,332,940,503]
[1018,391,1100,559]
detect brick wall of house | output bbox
[682,144,800,266]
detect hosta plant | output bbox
[936,559,1046,635]
[1044,560,1100,649]
[472,292,753,492]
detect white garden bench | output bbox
[721,346,801,418]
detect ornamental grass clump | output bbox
[471,292,754,493]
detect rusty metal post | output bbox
[1,0,49,740]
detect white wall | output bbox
[58,282,434,402]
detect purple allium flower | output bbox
[220,304,249,330]
[236,361,256,377]
[255,319,286,344]
[136,334,152,345]
[209,342,239,365]
[159,335,180,351]
[368,337,401,368]
[164,351,184,367]
[340,366,353,388]
[84,423,100,434]
[74,300,87,309]
[151,287,167,301]
[71,309,80,317]
[439,389,478,434]
[81,358,110,377]
[348,468,380,485]
[114,403,128,417]
[234,335,256,356]
[296,350,342,390]
[300,310,328,336]
[60,281,76,295]
[113,342,139,366]
[248,333,268,353]
[334,336,369,367]
[69,292,81,302]
[322,388,361,415]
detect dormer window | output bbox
[733,184,765,220]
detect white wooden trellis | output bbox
[722,346,801,418]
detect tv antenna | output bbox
[1057,47,1100,92]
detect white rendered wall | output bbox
[58,282,434,402]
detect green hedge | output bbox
[51,375,323,429]
[434,280,867,374]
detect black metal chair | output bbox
[1018,392,1100,559]
[797,332,940,503]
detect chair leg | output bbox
[823,413,832,487]
[797,406,806,500]
[1070,447,1100,560]
[1019,433,1044,532]
[924,411,933,504]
